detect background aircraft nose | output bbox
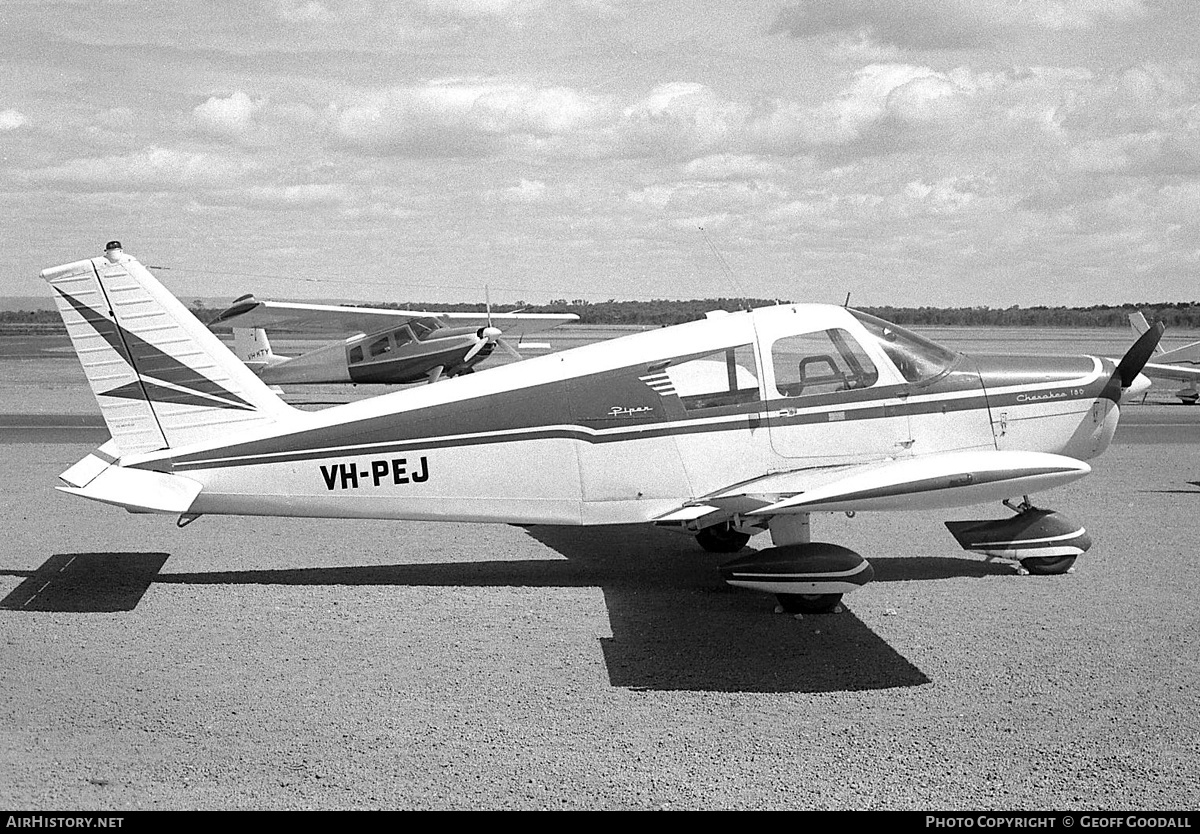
[1122,372,1152,401]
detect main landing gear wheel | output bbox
[696,522,751,554]
[775,593,843,615]
[1019,555,1077,575]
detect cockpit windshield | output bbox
[849,310,959,384]
[410,318,442,340]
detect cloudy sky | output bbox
[3,0,1199,307]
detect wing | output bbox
[434,311,579,338]
[655,450,1091,525]
[1153,341,1200,366]
[1142,360,1200,384]
[210,296,578,338]
[210,297,430,336]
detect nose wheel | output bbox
[946,498,1091,576]
[1018,555,1077,575]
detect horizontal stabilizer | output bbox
[59,439,121,488]
[748,450,1091,514]
[57,465,202,514]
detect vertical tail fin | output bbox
[232,327,278,373]
[42,241,295,456]
[1129,311,1166,355]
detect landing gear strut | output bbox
[718,513,873,615]
[695,521,750,553]
[774,593,844,615]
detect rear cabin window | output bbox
[664,345,760,411]
[349,345,364,364]
[772,329,878,398]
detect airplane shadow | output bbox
[0,524,1020,692]
[0,553,168,612]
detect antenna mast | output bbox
[698,226,750,312]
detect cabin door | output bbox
[753,319,913,464]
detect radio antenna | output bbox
[698,226,750,312]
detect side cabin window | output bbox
[348,345,364,364]
[772,328,878,398]
[392,327,415,347]
[664,344,760,411]
[369,336,392,358]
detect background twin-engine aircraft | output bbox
[209,295,578,386]
[43,242,1162,616]
[1128,311,1200,404]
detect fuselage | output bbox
[122,305,1121,525]
[258,323,492,385]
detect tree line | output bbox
[5,299,1200,331]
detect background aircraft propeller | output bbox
[1116,321,1165,388]
[463,287,525,364]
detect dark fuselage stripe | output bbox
[168,387,1102,473]
[164,350,1112,473]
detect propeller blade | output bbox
[464,339,486,362]
[464,326,503,363]
[1116,321,1165,387]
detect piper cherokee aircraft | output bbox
[1128,311,1200,404]
[42,242,1164,615]
[208,295,578,385]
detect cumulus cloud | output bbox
[265,0,592,29]
[424,0,544,19]
[0,109,28,130]
[240,182,354,208]
[28,147,251,191]
[493,178,547,201]
[684,154,788,181]
[327,80,609,154]
[269,0,335,23]
[617,83,749,158]
[192,91,265,141]
[770,0,1149,50]
[627,178,787,215]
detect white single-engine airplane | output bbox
[1128,311,1200,404]
[209,295,578,386]
[43,242,1164,615]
